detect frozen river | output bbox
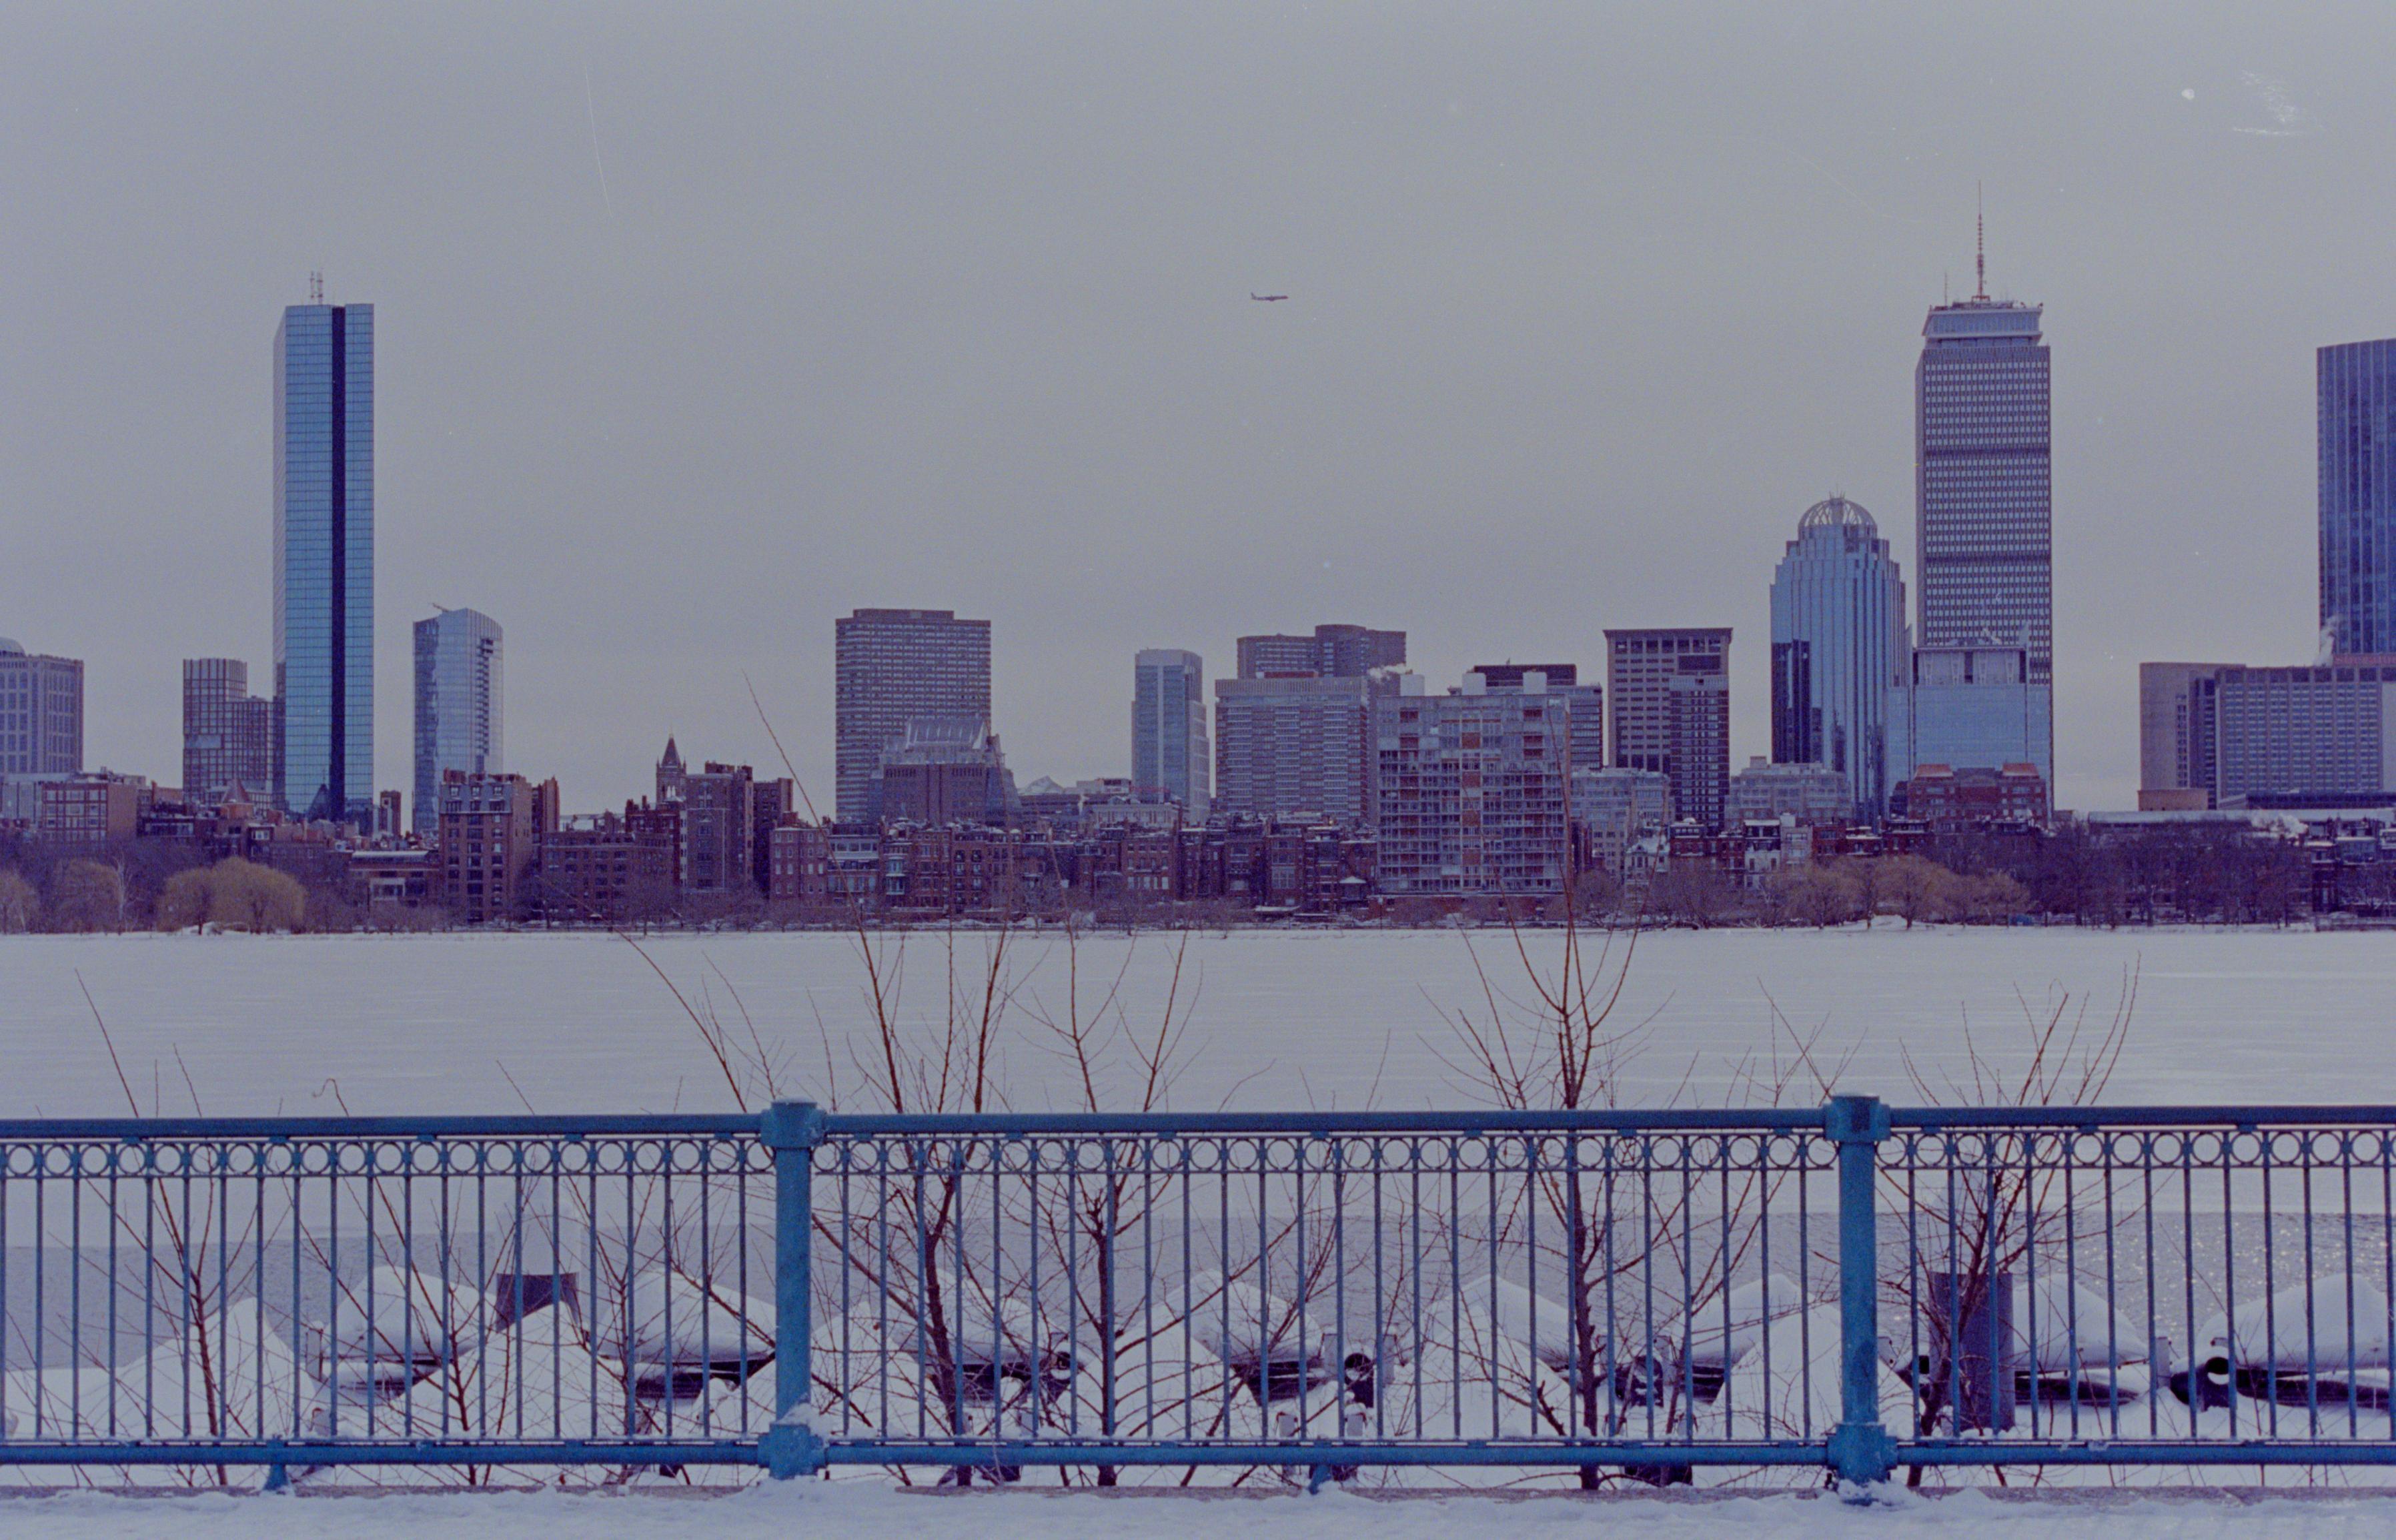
[0,925,2389,1117]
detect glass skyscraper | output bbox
[1769,497,1907,820]
[274,301,375,822]
[2319,338,2396,655]
[1916,296,2050,680]
[413,607,504,836]
[1132,648,1209,816]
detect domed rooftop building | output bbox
[1768,496,1907,820]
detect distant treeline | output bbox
[0,823,2317,934]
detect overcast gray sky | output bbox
[3,3,2387,814]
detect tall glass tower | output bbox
[2319,338,2396,655]
[413,607,504,836]
[274,300,375,822]
[1770,497,1908,820]
[1915,295,2050,679]
[1132,648,1209,816]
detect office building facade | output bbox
[274,300,375,822]
[1605,628,1732,830]
[1769,496,1907,819]
[1213,674,1383,824]
[2138,658,2396,807]
[1236,624,1405,679]
[1916,295,2050,683]
[412,608,503,836]
[834,609,992,822]
[0,639,83,779]
[1888,645,2054,798]
[1133,649,1210,816]
[2138,662,2225,808]
[2319,339,2396,654]
[181,659,273,804]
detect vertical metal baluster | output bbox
[1602,1137,1618,1440]
[1103,1136,1121,1455]
[1407,1146,1421,1441]
[1140,1140,1155,1446]
[1796,1148,1812,1448]
[254,1150,269,1441]
[321,1153,336,1451]
[2221,1138,2239,1442]
[2062,1132,2082,1439]
[698,1138,714,1440]
[511,1143,528,1443]
[660,1140,676,1441]
[2141,1132,2158,1440]
[586,1150,600,1445]
[2101,1130,2120,1442]
[1525,1134,1540,1445]
[107,1144,119,1446]
[2340,1134,2357,1439]
[1902,1136,1919,1450]
[1447,1143,1461,1442]
[69,1145,84,1443]
[1371,1138,1387,1446]
[31,1146,45,1441]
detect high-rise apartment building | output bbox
[436,770,555,924]
[834,608,992,822]
[1769,497,1907,820]
[274,298,375,822]
[412,608,503,836]
[2319,339,2396,654]
[680,761,756,895]
[1916,284,2050,682]
[1236,624,1405,679]
[0,639,83,778]
[181,659,272,803]
[1605,628,1732,830]
[1213,674,1385,824]
[1373,674,1570,896]
[1471,664,1602,772]
[1133,650,1210,816]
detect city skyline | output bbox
[5,11,2385,815]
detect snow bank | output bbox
[4,1483,2396,1540]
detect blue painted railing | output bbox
[1,1099,2393,1487]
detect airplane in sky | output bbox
[1249,292,1289,301]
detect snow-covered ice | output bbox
[3,926,2391,1117]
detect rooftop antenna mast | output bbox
[1973,183,1986,301]
[309,271,325,304]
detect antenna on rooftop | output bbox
[1973,183,1986,301]
[309,271,325,305]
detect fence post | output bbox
[1823,1094,1894,1491]
[761,1100,827,1479]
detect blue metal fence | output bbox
[1,1099,2393,1487]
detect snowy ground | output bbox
[3,926,2392,1117]
[6,1483,2396,1540]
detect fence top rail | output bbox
[817,1107,1829,1136]
[4,1102,2394,1144]
[0,1112,762,1141]
[1886,1104,2396,1130]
